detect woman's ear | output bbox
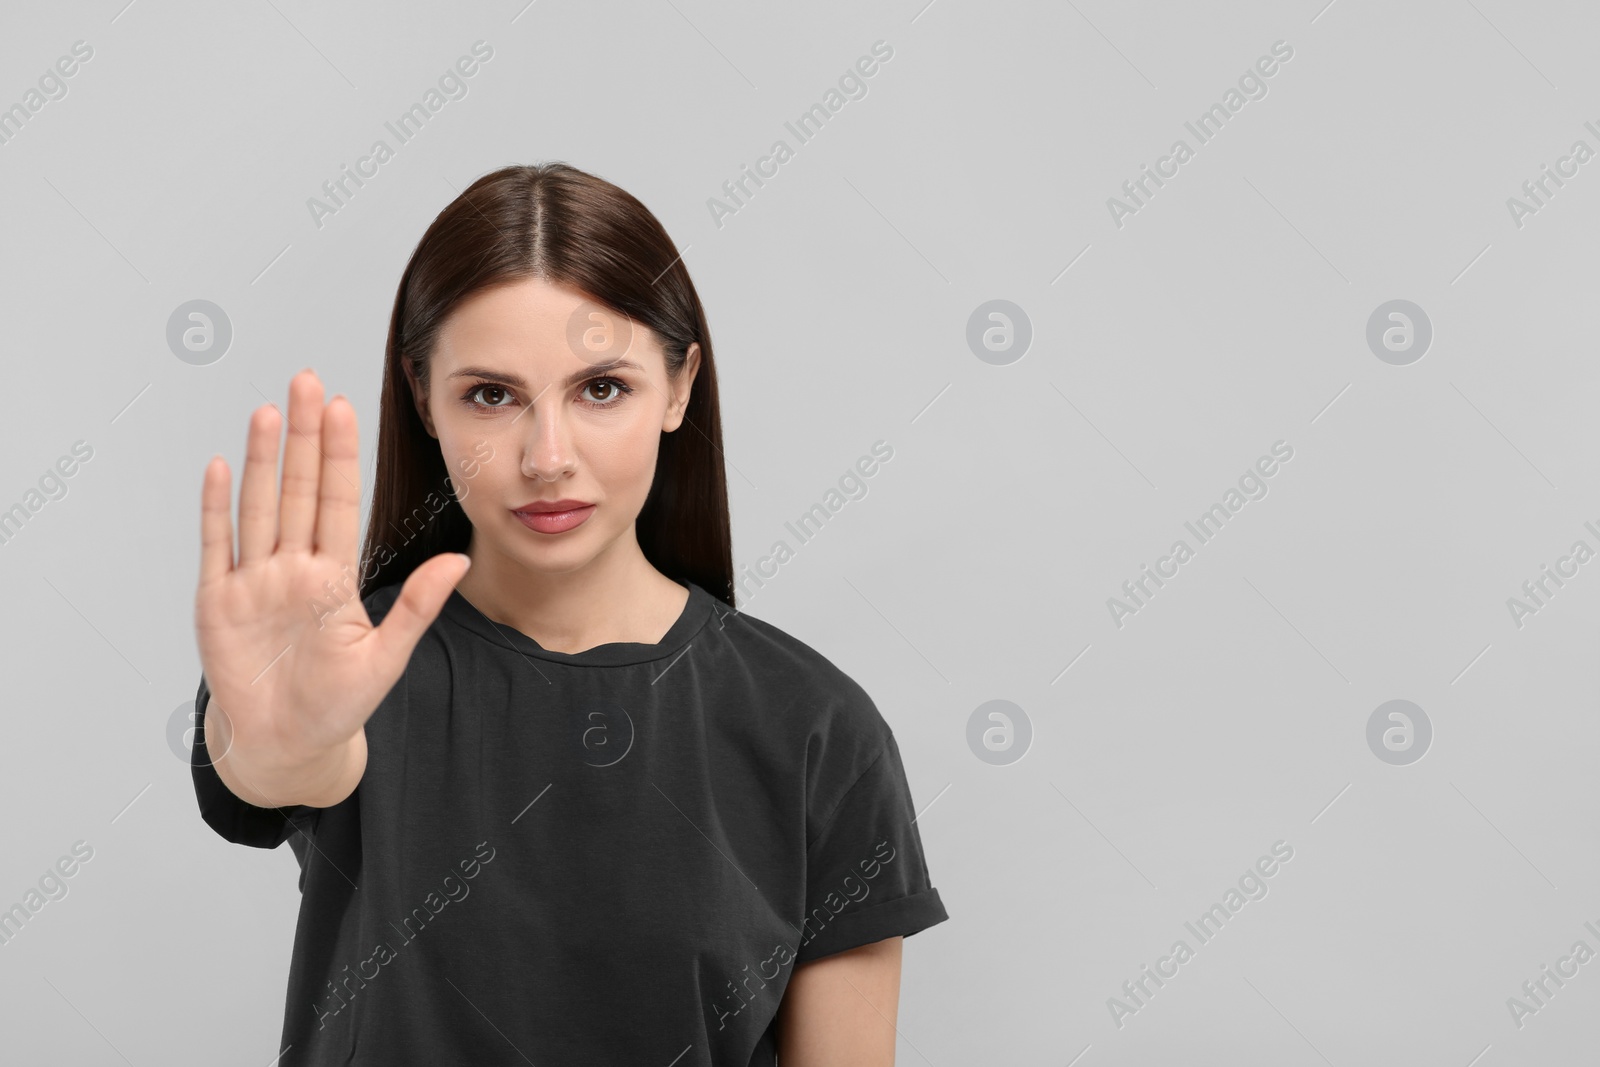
[401,359,438,438]
[663,342,701,433]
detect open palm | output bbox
[194,370,467,805]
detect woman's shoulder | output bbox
[718,602,921,848]
[715,599,894,759]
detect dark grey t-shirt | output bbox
[191,579,949,1066]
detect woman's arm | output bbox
[776,936,903,1065]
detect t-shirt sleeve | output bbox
[795,730,950,962]
[190,670,321,850]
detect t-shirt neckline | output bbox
[439,580,716,666]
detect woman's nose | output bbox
[518,399,576,480]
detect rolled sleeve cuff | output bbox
[795,886,949,962]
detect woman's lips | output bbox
[513,504,595,534]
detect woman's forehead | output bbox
[436,279,662,374]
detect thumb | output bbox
[370,554,472,670]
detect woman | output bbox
[190,162,949,1066]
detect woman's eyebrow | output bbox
[448,359,644,389]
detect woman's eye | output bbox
[465,378,632,412]
[581,377,633,407]
[467,385,516,409]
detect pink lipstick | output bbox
[512,500,595,534]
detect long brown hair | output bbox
[356,162,734,608]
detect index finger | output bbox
[313,394,362,576]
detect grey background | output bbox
[0,0,1594,1063]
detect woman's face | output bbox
[406,276,699,575]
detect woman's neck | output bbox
[452,540,687,653]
